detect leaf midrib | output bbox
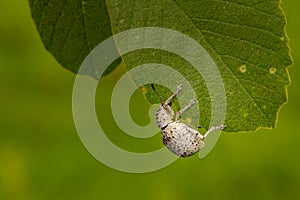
[81,0,91,51]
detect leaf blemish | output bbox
[141,86,146,93]
[239,65,247,73]
[269,67,277,74]
[186,117,192,124]
[263,105,267,109]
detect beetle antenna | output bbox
[150,84,163,104]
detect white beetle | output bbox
[151,84,225,157]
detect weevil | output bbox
[151,84,225,157]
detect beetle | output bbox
[151,84,225,157]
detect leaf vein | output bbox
[254,98,277,106]
[251,0,278,8]
[37,0,54,28]
[239,78,283,100]
[59,12,84,56]
[81,0,91,51]
[191,18,281,38]
[201,29,288,63]
[224,60,272,124]
[46,0,70,47]
[216,0,281,20]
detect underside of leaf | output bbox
[29,0,292,132]
[107,0,292,132]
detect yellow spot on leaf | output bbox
[269,67,277,74]
[239,65,247,73]
[263,105,267,109]
[141,86,146,93]
[186,117,192,124]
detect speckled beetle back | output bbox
[151,84,225,157]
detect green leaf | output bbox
[29,0,292,132]
[107,0,292,132]
[28,0,121,75]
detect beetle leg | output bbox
[164,84,182,104]
[203,125,226,138]
[175,99,196,121]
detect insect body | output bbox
[151,84,225,157]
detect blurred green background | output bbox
[0,1,299,199]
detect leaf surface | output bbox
[28,0,120,75]
[29,0,292,132]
